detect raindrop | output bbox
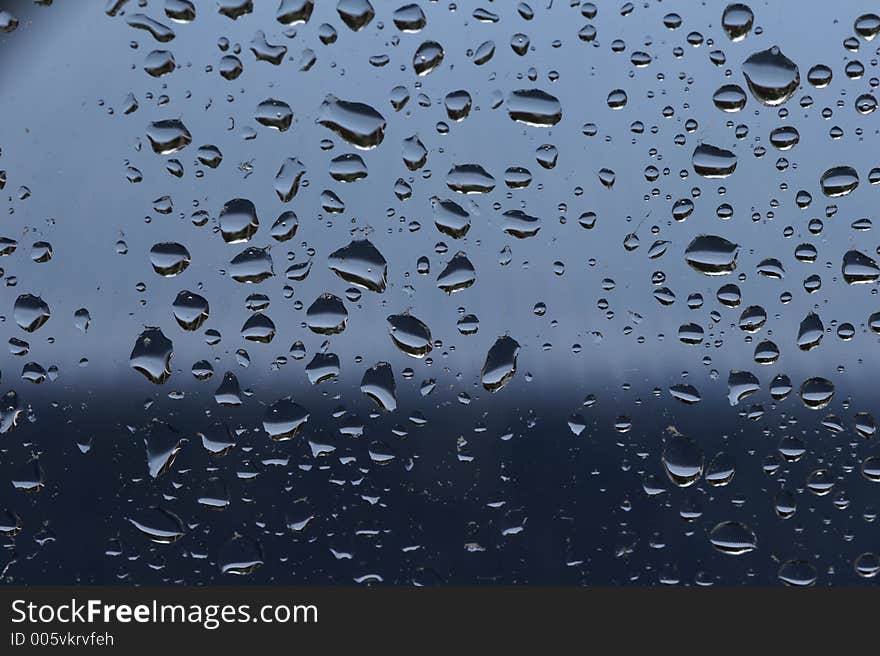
[692,144,737,178]
[685,235,739,275]
[14,294,50,332]
[130,327,173,384]
[149,242,190,276]
[800,377,834,409]
[819,166,858,197]
[721,3,754,41]
[263,398,309,440]
[361,362,397,412]
[219,198,259,243]
[662,432,704,487]
[742,46,800,106]
[387,313,432,357]
[318,95,386,148]
[172,291,209,330]
[507,89,562,126]
[481,336,520,392]
[709,521,757,555]
[146,119,192,154]
[328,239,387,292]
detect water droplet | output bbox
[130,327,173,384]
[413,41,444,75]
[149,242,190,276]
[777,560,816,586]
[709,521,757,555]
[172,290,209,330]
[318,95,386,148]
[685,235,739,275]
[712,84,747,111]
[819,166,859,197]
[256,98,293,131]
[276,0,314,25]
[447,164,495,193]
[219,534,264,575]
[437,252,475,293]
[337,0,374,31]
[146,119,191,154]
[507,89,562,126]
[387,313,432,357]
[800,377,834,409]
[328,239,387,292]
[129,507,185,544]
[842,250,879,284]
[230,247,274,283]
[219,198,259,243]
[721,3,754,41]
[692,144,737,178]
[263,398,309,440]
[481,336,520,392]
[14,294,50,332]
[662,432,704,487]
[306,293,348,334]
[361,362,397,411]
[742,46,799,106]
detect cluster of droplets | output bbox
[2,0,880,585]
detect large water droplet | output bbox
[661,432,704,487]
[146,119,192,154]
[819,166,859,197]
[685,235,739,275]
[14,294,50,332]
[387,313,432,357]
[709,521,757,555]
[721,3,754,41]
[692,144,737,178]
[263,398,309,440]
[318,95,386,148]
[130,327,173,384]
[360,362,397,411]
[481,336,520,392]
[328,239,387,292]
[742,46,799,106]
[218,198,259,243]
[507,89,562,126]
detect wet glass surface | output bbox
[1,0,880,585]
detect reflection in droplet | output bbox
[219,198,259,243]
[146,119,192,154]
[387,313,432,357]
[361,362,397,412]
[306,294,348,334]
[14,294,50,332]
[777,560,817,586]
[709,521,757,555]
[721,3,754,41]
[800,377,834,409]
[219,534,264,575]
[318,95,386,148]
[328,239,387,292]
[842,250,879,284]
[130,327,173,384]
[742,46,799,106]
[692,144,737,178]
[149,242,190,276]
[263,398,309,440]
[129,507,185,544]
[481,336,520,392]
[819,166,859,197]
[685,235,739,275]
[507,89,562,126]
[172,290,209,330]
